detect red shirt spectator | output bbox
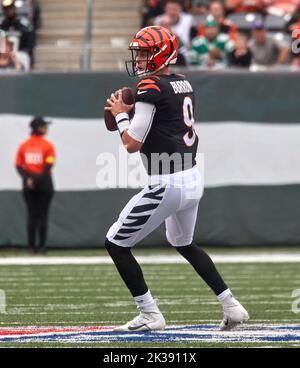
[16,118,55,177]
[16,135,55,175]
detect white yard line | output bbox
[0,253,300,265]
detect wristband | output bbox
[116,113,130,135]
[116,112,129,123]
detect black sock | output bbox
[176,242,228,296]
[105,239,148,297]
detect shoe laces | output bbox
[130,311,152,326]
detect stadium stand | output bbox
[34,0,140,72]
[91,0,140,71]
[34,0,86,71]
[14,0,298,71]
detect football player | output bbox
[105,26,249,332]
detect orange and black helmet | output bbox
[126,26,178,77]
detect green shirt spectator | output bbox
[190,19,234,67]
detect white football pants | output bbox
[106,166,204,247]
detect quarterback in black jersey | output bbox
[105,25,249,332]
[135,74,198,175]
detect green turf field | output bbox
[0,248,299,348]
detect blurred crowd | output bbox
[141,0,300,69]
[1,0,300,72]
[0,0,40,72]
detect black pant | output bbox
[23,190,53,252]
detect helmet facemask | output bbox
[125,47,157,78]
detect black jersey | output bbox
[135,74,198,175]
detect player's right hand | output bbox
[105,90,134,117]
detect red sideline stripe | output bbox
[0,326,113,336]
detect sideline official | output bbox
[15,117,55,254]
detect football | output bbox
[104,87,135,132]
